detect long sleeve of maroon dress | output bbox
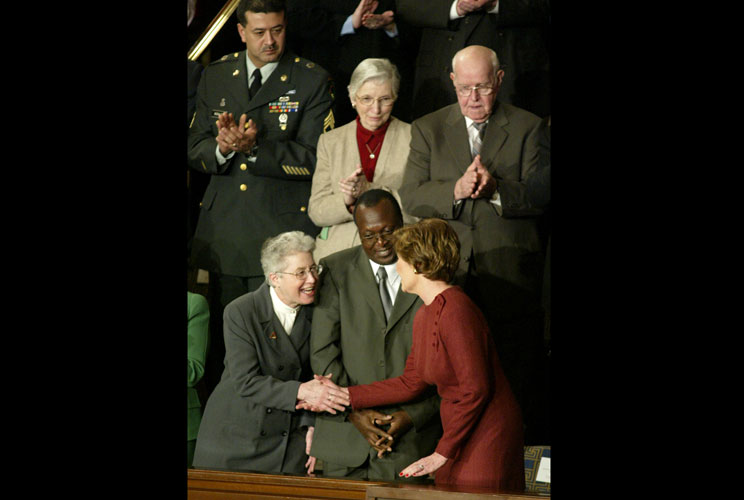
[347,287,525,491]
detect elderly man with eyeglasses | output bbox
[399,45,551,446]
[307,189,442,483]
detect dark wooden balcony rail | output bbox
[187,469,549,500]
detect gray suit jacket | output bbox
[399,101,547,321]
[309,246,442,474]
[193,284,315,473]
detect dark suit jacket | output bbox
[399,101,547,321]
[286,0,418,123]
[193,284,315,473]
[397,0,550,119]
[309,246,442,475]
[188,50,334,277]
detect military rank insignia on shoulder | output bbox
[213,52,241,65]
[294,56,325,75]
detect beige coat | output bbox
[308,117,416,261]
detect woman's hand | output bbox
[399,452,448,478]
[338,166,368,207]
[296,374,350,414]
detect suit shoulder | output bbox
[318,119,354,141]
[389,116,411,132]
[224,286,265,315]
[208,51,243,68]
[201,52,242,80]
[501,102,541,124]
[291,55,331,79]
[320,246,359,268]
[413,104,457,128]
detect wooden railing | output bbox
[188,0,241,61]
[187,469,549,500]
[188,468,385,499]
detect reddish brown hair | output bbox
[393,218,460,283]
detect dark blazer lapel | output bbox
[246,52,295,112]
[287,305,312,354]
[444,105,472,175]
[268,314,306,370]
[480,101,508,173]
[256,284,300,365]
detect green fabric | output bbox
[187,292,209,441]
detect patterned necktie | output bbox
[376,266,392,321]
[249,68,262,99]
[471,121,486,158]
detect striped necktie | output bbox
[471,121,486,158]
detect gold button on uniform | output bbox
[300,206,307,212]
[240,184,247,191]
[240,163,247,171]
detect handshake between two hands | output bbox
[296,374,449,476]
[296,374,351,414]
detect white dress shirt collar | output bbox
[368,259,401,304]
[246,56,279,86]
[269,285,300,335]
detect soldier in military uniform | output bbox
[188,0,335,396]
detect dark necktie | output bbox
[376,266,392,321]
[471,121,486,158]
[249,68,262,99]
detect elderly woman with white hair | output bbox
[308,58,416,262]
[192,231,349,474]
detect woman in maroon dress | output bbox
[318,218,525,490]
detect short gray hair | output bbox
[451,46,500,77]
[348,58,401,100]
[260,231,316,284]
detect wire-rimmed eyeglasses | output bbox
[455,85,495,97]
[275,264,323,280]
[356,95,395,107]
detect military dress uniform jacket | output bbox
[188,50,335,277]
[309,246,442,475]
[399,101,547,322]
[192,284,316,473]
